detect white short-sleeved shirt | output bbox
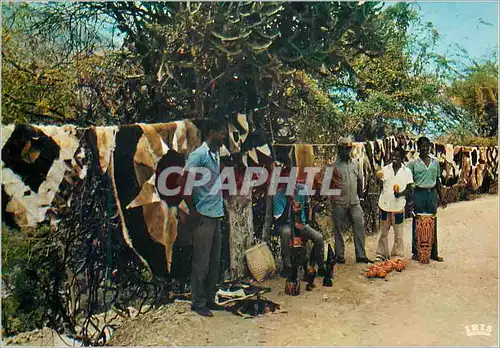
[378,164,414,213]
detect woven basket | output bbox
[245,243,276,283]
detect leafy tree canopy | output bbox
[1,2,498,144]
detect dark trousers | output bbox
[191,215,222,309]
[277,223,325,269]
[332,203,367,260]
[411,188,439,259]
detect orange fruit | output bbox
[378,270,387,278]
[383,261,393,272]
[393,184,400,193]
[366,270,376,278]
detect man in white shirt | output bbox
[375,147,413,261]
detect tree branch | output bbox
[4,93,68,119]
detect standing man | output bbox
[180,118,227,317]
[375,147,413,261]
[407,136,446,262]
[331,136,373,264]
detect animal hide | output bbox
[227,113,250,153]
[115,122,197,276]
[1,125,83,227]
[94,126,118,174]
[292,144,315,180]
[350,135,498,194]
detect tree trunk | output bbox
[224,193,254,279]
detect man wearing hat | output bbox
[330,136,373,264]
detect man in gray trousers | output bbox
[331,136,374,264]
[180,118,227,317]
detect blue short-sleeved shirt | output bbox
[273,184,310,223]
[407,156,440,188]
[184,142,224,218]
[273,188,288,220]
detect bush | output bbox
[435,130,497,148]
[1,224,55,335]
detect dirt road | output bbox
[111,195,498,346]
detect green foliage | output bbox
[1,26,78,124]
[342,2,469,139]
[277,70,344,144]
[1,3,140,125]
[446,59,498,137]
[1,224,56,335]
[435,126,498,147]
[1,1,399,127]
[2,1,498,142]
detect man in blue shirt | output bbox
[407,136,446,262]
[180,118,227,317]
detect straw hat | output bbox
[338,136,354,147]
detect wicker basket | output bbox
[245,243,276,283]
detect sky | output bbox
[406,1,498,62]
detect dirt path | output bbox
[111,195,498,346]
